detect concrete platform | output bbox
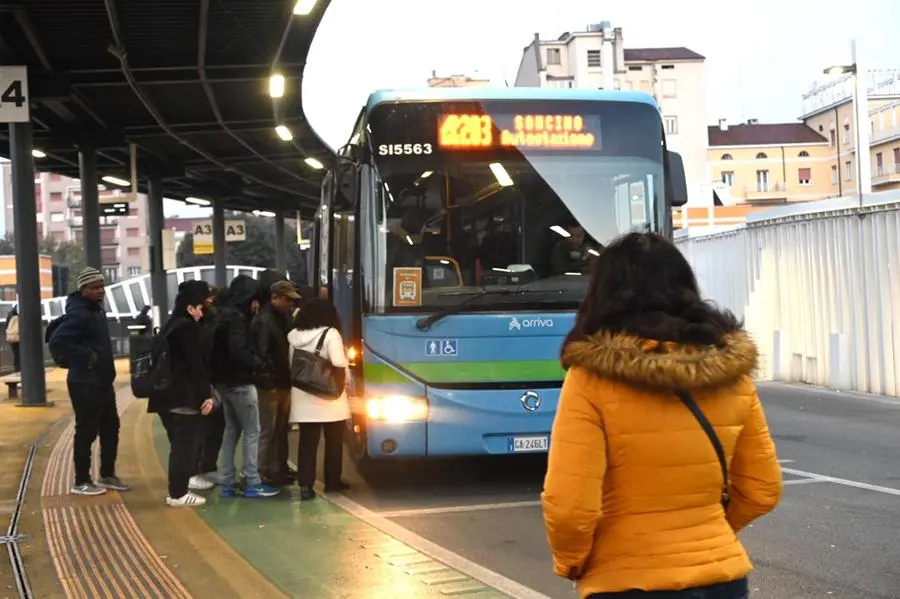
[7,368,510,599]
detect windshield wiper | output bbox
[415,288,563,331]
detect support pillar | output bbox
[212,202,227,289]
[10,123,48,405]
[78,146,101,269]
[274,212,286,273]
[146,173,168,327]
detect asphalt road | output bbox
[323,383,900,598]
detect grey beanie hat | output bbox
[76,267,105,290]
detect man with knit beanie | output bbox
[49,267,129,496]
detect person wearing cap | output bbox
[251,279,300,485]
[49,267,129,496]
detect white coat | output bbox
[287,326,351,423]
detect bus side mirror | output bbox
[666,151,688,207]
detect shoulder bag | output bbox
[675,390,731,510]
[290,328,345,400]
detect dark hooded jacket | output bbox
[148,281,212,414]
[49,292,116,386]
[208,275,264,386]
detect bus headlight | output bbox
[366,396,428,423]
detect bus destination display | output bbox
[438,113,597,150]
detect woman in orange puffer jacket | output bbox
[542,232,782,599]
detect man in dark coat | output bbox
[49,267,129,496]
[252,280,300,484]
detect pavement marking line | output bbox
[324,492,554,599]
[777,459,794,464]
[781,467,900,496]
[377,500,542,519]
[783,478,829,486]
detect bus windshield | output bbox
[365,98,665,313]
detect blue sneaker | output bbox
[243,483,279,498]
[219,484,240,498]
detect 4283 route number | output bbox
[378,143,433,156]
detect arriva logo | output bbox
[509,316,554,331]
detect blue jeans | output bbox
[217,384,262,487]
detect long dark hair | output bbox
[293,298,343,334]
[562,232,741,353]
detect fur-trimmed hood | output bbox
[562,330,759,392]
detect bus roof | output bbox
[365,87,658,110]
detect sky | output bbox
[302,0,900,149]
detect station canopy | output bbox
[0,0,334,214]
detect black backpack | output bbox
[45,315,69,368]
[130,321,184,399]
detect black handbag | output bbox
[290,328,345,400]
[675,390,731,510]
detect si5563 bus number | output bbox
[378,143,433,156]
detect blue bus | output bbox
[312,87,688,462]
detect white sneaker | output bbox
[166,492,207,507]
[188,475,214,491]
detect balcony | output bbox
[67,194,82,209]
[872,163,900,187]
[742,182,788,202]
[101,238,119,247]
[871,125,900,145]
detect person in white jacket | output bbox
[288,298,351,500]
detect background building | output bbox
[1,169,148,283]
[427,71,492,87]
[513,23,708,205]
[800,70,900,195]
[707,119,832,206]
[0,255,53,299]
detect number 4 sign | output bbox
[0,66,29,123]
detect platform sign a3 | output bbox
[0,66,29,123]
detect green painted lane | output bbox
[151,419,509,598]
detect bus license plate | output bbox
[508,435,549,453]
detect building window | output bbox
[845,160,852,181]
[829,129,836,146]
[546,48,561,65]
[875,152,883,176]
[50,212,64,222]
[628,65,642,72]
[798,151,810,158]
[127,227,140,237]
[127,266,141,277]
[587,50,602,67]
[843,123,850,144]
[756,170,769,192]
[831,165,838,184]
[50,192,63,202]
[663,115,678,135]
[798,168,811,185]
[721,171,734,187]
[720,153,733,161]
[127,247,140,257]
[894,147,900,167]
[51,231,65,242]
[103,267,119,283]
[755,152,768,159]
[661,79,677,98]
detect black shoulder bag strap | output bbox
[675,390,731,510]
[313,328,330,356]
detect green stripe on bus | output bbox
[364,360,565,384]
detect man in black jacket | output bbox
[49,267,129,496]
[252,280,299,485]
[208,275,278,498]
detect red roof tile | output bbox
[708,123,828,146]
[624,47,705,62]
